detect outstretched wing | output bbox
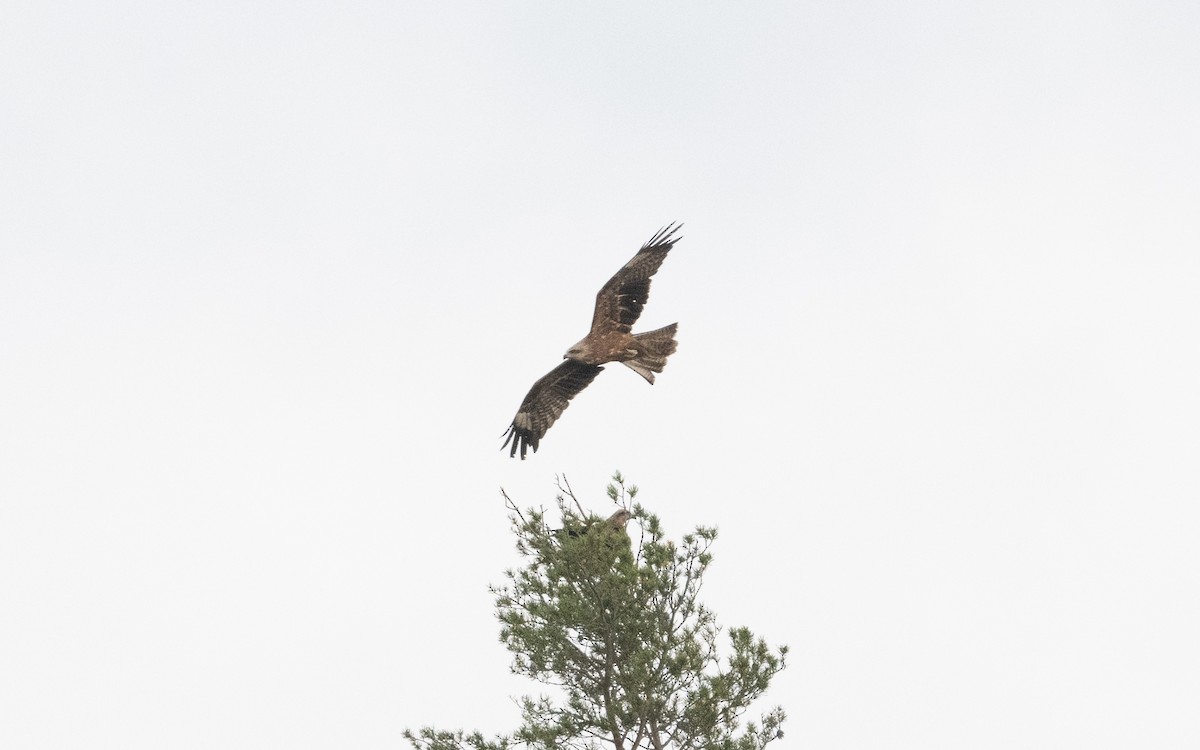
[590,223,682,337]
[502,360,605,459]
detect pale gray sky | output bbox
[2,2,1198,748]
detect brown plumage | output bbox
[563,509,635,538]
[502,224,682,459]
[604,508,634,530]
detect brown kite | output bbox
[562,509,635,538]
[502,224,682,459]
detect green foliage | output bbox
[406,473,787,750]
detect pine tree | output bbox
[404,473,787,750]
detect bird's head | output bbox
[608,509,634,530]
[563,337,589,362]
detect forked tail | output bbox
[622,323,678,384]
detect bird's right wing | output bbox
[502,360,605,459]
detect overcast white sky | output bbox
[2,1,1198,748]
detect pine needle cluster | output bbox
[405,473,787,750]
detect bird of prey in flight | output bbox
[502,224,682,459]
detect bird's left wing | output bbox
[589,223,682,337]
[502,360,605,459]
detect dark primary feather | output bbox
[590,222,683,336]
[502,360,605,460]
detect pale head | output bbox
[564,336,592,362]
[608,509,634,530]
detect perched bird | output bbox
[502,224,682,459]
[562,509,635,538]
